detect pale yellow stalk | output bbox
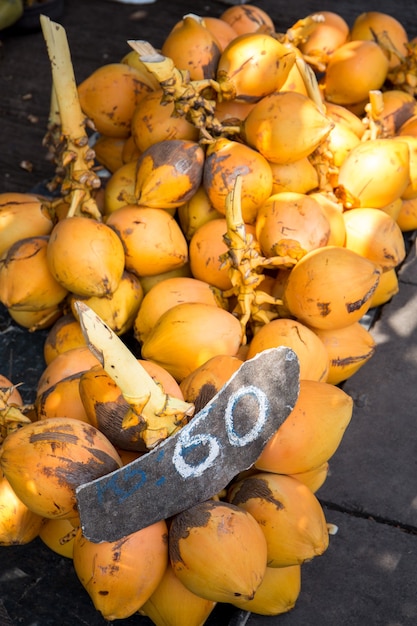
[40,16,101,219]
[74,302,195,448]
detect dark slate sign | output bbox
[76,346,299,542]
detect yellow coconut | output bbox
[133,276,225,345]
[312,322,377,385]
[131,89,199,153]
[324,40,389,106]
[39,517,76,558]
[140,562,217,626]
[336,139,410,209]
[231,564,301,616]
[288,462,330,494]
[161,14,222,81]
[243,91,334,164]
[324,101,366,138]
[255,192,330,260]
[299,11,349,58]
[246,317,329,382]
[216,33,296,102]
[69,271,144,336]
[0,236,68,312]
[35,372,91,423]
[269,158,319,195]
[349,11,408,69]
[177,186,223,242]
[228,473,329,567]
[369,267,399,307]
[308,192,346,246]
[0,418,122,521]
[179,354,244,405]
[47,216,125,298]
[169,500,268,603]
[203,137,273,224]
[283,246,381,330]
[43,314,86,365]
[0,471,44,546]
[255,379,353,473]
[106,206,188,278]
[73,520,168,620]
[0,192,54,259]
[396,196,417,231]
[342,207,406,271]
[141,302,243,382]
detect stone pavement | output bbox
[1,1,417,624]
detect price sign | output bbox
[76,346,299,542]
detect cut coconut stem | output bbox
[43,86,61,163]
[74,302,195,446]
[128,39,218,103]
[127,40,239,142]
[128,40,181,85]
[363,90,387,141]
[284,13,325,46]
[295,56,326,114]
[221,177,295,344]
[40,16,101,219]
[40,16,84,140]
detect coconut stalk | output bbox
[40,16,101,219]
[373,32,417,96]
[128,40,240,142]
[74,301,195,449]
[292,56,339,192]
[274,13,330,73]
[42,86,62,177]
[362,90,390,140]
[220,176,297,344]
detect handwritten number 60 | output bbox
[173,385,269,479]
[225,385,268,446]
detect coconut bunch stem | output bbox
[284,14,326,45]
[40,16,101,219]
[128,40,240,142]
[372,32,417,95]
[42,86,63,188]
[362,90,389,140]
[292,57,339,191]
[220,176,297,344]
[275,14,330,73]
